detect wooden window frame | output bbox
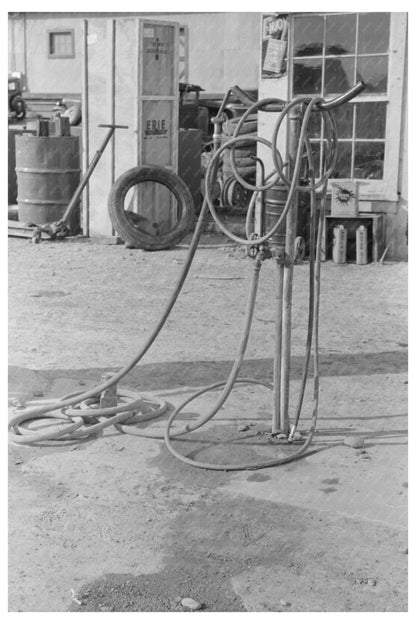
[48,29,75,59]
[288,12,407,202]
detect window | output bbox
[48,30,75,59]
[289,13,406,200]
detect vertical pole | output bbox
[107,19,116,236]
[81,19,90,237]
[272,258,284,433]
[108,19,116,185]
[279,105,302,435]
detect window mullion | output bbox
[351,13,359,178]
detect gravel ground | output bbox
[8,233,408,612]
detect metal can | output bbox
[332,224,347,264]
[356,225,368,265]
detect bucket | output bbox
[356,225,368,264]
[15,134,81,231]
[264,184,287,251]
[332,224,347,263]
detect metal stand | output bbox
[272,105,302,435]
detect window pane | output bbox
[307,142,321,178]
[49,31,73,57]
[293,16,324,57]
[324,57,354,95]
[332,142,352,178]
[354,142,385,179]
[358,13,390,54]
[331,104,353,139]
[326,14,356,55]
[356,102,387,139]
[306,111,321,139]
[357,56,388,93]
[293,59,322,94]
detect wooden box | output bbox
[321,214,384,263]
[330,180,359,217]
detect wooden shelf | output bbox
[321,214,384,263]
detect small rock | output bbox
[276,433,287,440]
[13,400,26,409]
[238,424,249,432]
[367,578,377,587]
[344,436,365,449]
[181,597,202,610]
[292,431,303,441]
[279,599,291,607]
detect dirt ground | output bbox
[8,232,408,612]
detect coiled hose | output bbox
[9,85,362,471]
[163,95,336,470]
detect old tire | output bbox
[108,166,194,251]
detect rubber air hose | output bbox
[163,101,336,470]
[204,96,334,247]
[9,195,212,444]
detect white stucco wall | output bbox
[9,12,261,94]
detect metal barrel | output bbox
[264,183,287,251]
[15,135,81,230]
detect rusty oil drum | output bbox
[15,134,81,230]
[264,183,287,251]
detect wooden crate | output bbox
[321,214,384,263]
[83,18,179,237]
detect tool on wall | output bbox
[9,82,365,471]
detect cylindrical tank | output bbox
[332,224,347,263]
[15,134,81,231]
[264,184,287,252]
[356,224,368,264]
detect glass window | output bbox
[356,102,387,139]
[48,31,75,58]
[358,13,390,54]
[357,56,388,93]
[326,14,356,55]
[306,111,322,139]
[331,105,354,139]
[293,59,322,94]
[332,142,352,178]
[305,142,322,179]
[291,13,391,182]
[293,16,324,57]
[354,142,385,179]
[324,57,354,95]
